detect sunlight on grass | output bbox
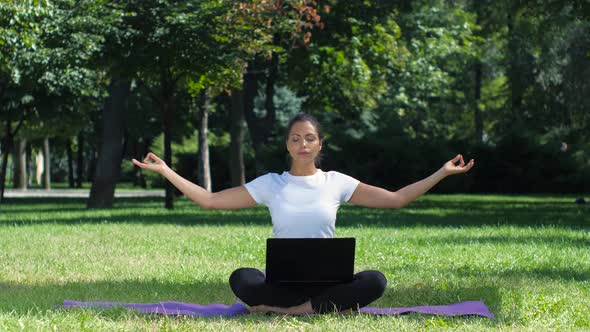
[0,195,588,330]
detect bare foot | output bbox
[249,302,315,315]
[249,302,355,315]
[249,305,272,313]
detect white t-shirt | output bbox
[244,169,360,238]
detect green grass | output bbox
[0,194,589,331]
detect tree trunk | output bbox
[26,143,32,187]
[506,11,523,123]
[473,2,484,144]
[159,70,175,209]
[474,61,483,143]
[12,139,27,189]
[0,121,15,202]
[132,138,147,188]
[87,78,131,208]
[0,146,9,200]
[243,54,279,175]
[265,51,279,126]
[0,78,5,104]
[197,88,212,192]
[35,149,43,186]
[66,138,75,188]
[42,138,51,190]
[76,133,84,188]
[242,65,265,176]
[12,141,19,189]
[86,144,96,183]
[229,88,246,186]
[163,100,173,209]
[243,59,261,144]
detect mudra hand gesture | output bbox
[131,152,168,174]
[441,154,475,176]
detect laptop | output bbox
[265,238,355,285]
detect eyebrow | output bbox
[290,133,317,137]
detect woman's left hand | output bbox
[441,154,475,176]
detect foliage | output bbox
[0,3,51,127]
[2,0,589,194]
[0,1,106,140]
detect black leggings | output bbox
[229,268,387,313]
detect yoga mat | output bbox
[64,300,250,317]
[64,300,494,318]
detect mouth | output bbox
[297,151,311,155]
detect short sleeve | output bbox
[334,172,360,203]
[244,173,273,205]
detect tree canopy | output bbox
[1,0,588,204]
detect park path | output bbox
[4,189,164,198]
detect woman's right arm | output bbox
[132,152,257,210]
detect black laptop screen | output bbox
[265,238,355,284]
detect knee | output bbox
[229,268,253,291]
[358,270,387,299]
[229,268,248,288]
[229,268,263,302]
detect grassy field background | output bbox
[0,194,588,331]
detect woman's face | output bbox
[287,120,322,165]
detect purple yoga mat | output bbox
[359,301,494,317]
[63,300,250,317]
[64,300,494,318]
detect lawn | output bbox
[0,194,588,331]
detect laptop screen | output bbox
[265,238,355,284]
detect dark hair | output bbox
[286,113,324,167]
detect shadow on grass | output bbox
[0,279,234,315]
[451,265,590,282]
[0,279,502,322]
[1,196,588,229]
[400,233,590,248]
[1,197,161,213]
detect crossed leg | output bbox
[229,268,386,314]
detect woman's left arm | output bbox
[348,154,474,209]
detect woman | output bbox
[132,113,475,315]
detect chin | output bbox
[293,156,315,163]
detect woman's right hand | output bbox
[132,152,168,175]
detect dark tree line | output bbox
[2,0,589,206]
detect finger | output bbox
[148,152,162,163]
[132,159,145,168]
[463,159,475,171]
[459,155,465,167]
[451,154,461,163]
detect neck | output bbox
[289,162,318,176]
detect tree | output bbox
[127,0,241,208]
[0,3,78,198]
[1,1,107,201]
[228,88,246,185]
[227,0,327,175]
[87,78,130,208]
[0,3,46,200]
